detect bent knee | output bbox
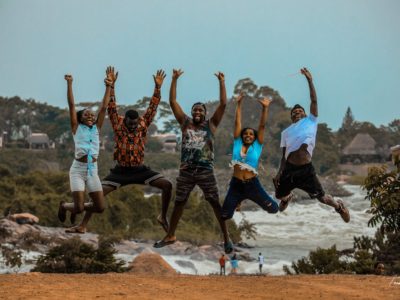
[164,180,173,192]
[221,212,234,221]
[269,205,279,214]
[264,202,279,214]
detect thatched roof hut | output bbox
[341,133,382,163]
[342,133,377,155]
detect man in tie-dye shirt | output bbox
[154,69,233,254]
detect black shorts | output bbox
[102,164,164,188]
[275,162,325,199]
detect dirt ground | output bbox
[0,273,399,300]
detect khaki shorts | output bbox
[69,160,102,193]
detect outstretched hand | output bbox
[172,69,184,80]
[64,74,73,83]
[258,97,272,108]
[104,77,113,87]
[153,69,166,88]
[214,71,225,82]
[300,67,312,81]
[106,66,118,85]
[235,92,245,104]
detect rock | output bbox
[175,260,196,272]
[8,213,39,225]
[128,253,177,276]
[0,218,40,239]
[238,252,254,262]
[236,242,254,249]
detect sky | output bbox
[0,0,399,130]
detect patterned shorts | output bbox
[175,166,219,204]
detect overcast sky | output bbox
[0,0,399,129]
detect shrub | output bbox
[32,236,127,273]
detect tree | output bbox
[341,107,355,131]
[363,166,400,234]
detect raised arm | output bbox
[301,67,317,117]
[257,97,272,144]
[210,72,227,129]
[169,69,186,125]
[142,69,166,127]
[107,69,121,132]
[65,75,78,134]
[233,93,244,138]
[96,66,115,129]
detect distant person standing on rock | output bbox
[273,67,350,223]
[221,92,278,220]
[258,252,264,273]
[219,254,227,275]
[58,67,113,226]
[230,253,239,274]
[154,69,233,254]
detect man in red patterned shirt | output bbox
[66,69,172,234]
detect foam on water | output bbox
[231,184,376,274]
[113,185,375,276]
[1,185,376,276]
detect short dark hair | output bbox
[76,109,86,124]
[125,109,139,120]
[290,104,305,115]
[191,102,207,113]
[241,127,258,143]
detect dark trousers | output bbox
[222,177,278,220]
[220,265,225,275]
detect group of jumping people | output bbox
[58,66,350,254]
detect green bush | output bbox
[32,236,127,273]
[285,245,351,275]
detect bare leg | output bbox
[159,200,186,242]
[63,192,85,213]
[317,194,350,223]
[67,185,115,233]
[59,191,85,223]
[208,200,230,243]
[149,178,172,230]
[317,194,338,209]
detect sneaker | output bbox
[335,199,350,223]
[279,193,293,212]
[58,201,66,223]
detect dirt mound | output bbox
[129,252,177,276]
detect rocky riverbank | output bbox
[0,218,253,274]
